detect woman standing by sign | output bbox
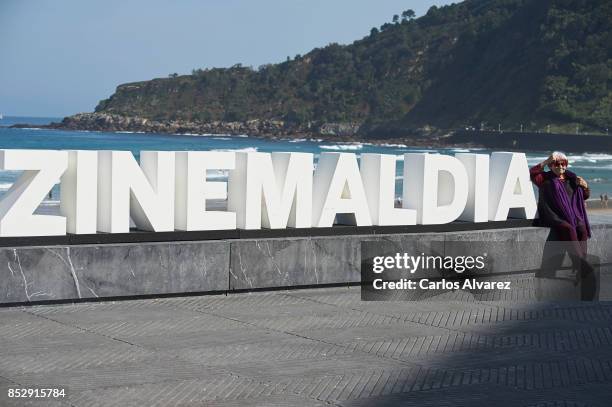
[530,152,595,299]
[530,152,591,252]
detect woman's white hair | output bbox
[551,151,568,162]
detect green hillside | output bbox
[92,0,611,136]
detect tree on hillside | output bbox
[380,22,392,31]
[401,9,416,21]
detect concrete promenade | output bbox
[1,287,612,406]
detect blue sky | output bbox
[0,0,453,117]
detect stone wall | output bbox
[1,225,610,305]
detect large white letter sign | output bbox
[228,152,313,229]
[360,154,416,226]
[97,151,175,233]
[489,152,537,220]
[0,149,67,236]
[175,151,236,231]
[312,152,371,227]
[60,150,98,234]
[455,153,489,222]
[403,153,468,224]
[0,148,541,236]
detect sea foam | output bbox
[320,143,363,151]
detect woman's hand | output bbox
[576,176,588,189]
[542,155,554,167]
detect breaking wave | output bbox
[320,143,363,151]
[212,147,258,153]
[568,153,612,163]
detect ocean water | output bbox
[0,116,611,201]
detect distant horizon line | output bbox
[0,114,65,119]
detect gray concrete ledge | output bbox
[1,225,611,305]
